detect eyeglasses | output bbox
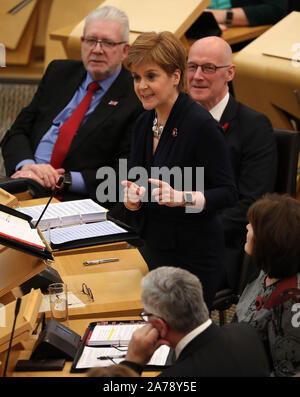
[81,282,94,302]
[187,62,230,74]
[82,37,126,50]
[140,312,163,322]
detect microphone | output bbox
[34,176,64,229]
[2,297,22,377]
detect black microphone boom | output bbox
[2,297,22,377]
[34,176,64,229]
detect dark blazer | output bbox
[127,93,237,307]
[1,60,143,204]
[123,322,270,377]
[219,95,277,289]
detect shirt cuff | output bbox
[70,171,87,194]
[15,159,35,171]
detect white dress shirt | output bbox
[209,92,230,122]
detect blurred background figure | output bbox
[206,0,289,30]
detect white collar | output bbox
[209,92,230,122]
[175,319,212,359]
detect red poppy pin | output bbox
[255,296,263,311]
[172,128,178,137]
[221,122,229,132]
[108,100,118,106]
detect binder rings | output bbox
[19,199,139,251]
[71,320,174,373]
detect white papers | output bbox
[0,210,45,249]
[88,322,145,346]
[48,221,127,246]
[76,346,127,369]
[39,292,86,312]
[19,199,108,231]
[75,345,170,370]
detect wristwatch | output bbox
[60,172,72,193]
[225,9,233,25]
[183,192,194,206]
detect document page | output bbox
[88,323,145,346]
[75,345,170,370]
[48,220,127,246]
[0,210,45,249]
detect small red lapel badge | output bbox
[221,122,229,132]
[255,296,263,311]
[172,128,178,137]
[108,100,118,106]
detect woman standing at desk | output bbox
[121,31,237,309]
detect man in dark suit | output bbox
[121,267,270,377]
[1,6,142,206]
[187,36,277,289]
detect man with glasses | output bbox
[121,267,270,376]
[1,6,142,206]
[187,36,277,291]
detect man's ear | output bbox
[121,43,130,60]
[226,64,236,82]
[155,317,168,338]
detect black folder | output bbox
[0,204,53,261]
[71,320,174,373]
[49,214,140,251]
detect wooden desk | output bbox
[221,24,271,46]
[51,247,148,319]
[0,196,150,377]
[233,12,300,130]
[50,0,210,60]
[5,316,158,377]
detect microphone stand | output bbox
[34,176,64,229]
[2,298,22,377]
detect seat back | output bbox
[289,0,300,12]
[273,128,300,197]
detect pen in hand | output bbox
[83,258,120,265]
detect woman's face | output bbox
[131,62,180,117]
[244,223,254,256]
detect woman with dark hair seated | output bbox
[235,193,300,377]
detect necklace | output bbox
[152,114,164,139]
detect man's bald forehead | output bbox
[189,36,232,64]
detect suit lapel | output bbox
[219,94,239,135]
[52,65,86,122]
[35,63,87,146]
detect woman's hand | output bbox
[149,179,184,207]
[121,180,146,211]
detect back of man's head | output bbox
[141,267,209,333]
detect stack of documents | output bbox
[19,199,134,251]
[19,199,108,231]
